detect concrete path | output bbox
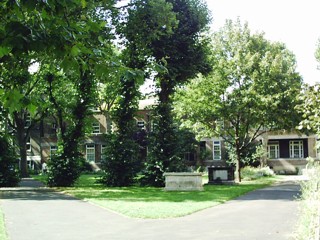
[0,177,302,240]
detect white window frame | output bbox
[26,136,31,152]
[101,145,106,161]
[267,143,280,159]
[92,121,100,134]
[50,146,58,159]
[137,120,145,130]
[290,140,304,158]
[25,113,31,128]
[213,140,221,160]
[86,144,95,162]
[316,139,320,159]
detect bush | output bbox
[295,163,320,239]
[0,135,20,187]
[241,166,274,180]
[47,154,83,187]
[100,133,141,187]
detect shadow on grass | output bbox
[26,174,288,203]
[64,181,275,203]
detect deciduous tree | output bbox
[175,19,302,182]
[124,0,211,186]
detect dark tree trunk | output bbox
[15,121,29,178]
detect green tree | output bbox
[297,39,320,134]
[98,0,179,186]
[0,1,52,177]
[0,54,48,177]
[0,0,120,185]
[175,19,302,182]
[0,134,20,187]
[124,0,211,186]
[100,70,144,187]
[41,1,118,187]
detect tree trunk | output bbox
[235,140,242,183]
[16,127,29,178]
[14,111,29,178]
[19,143,28,178]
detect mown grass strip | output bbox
[33,174,277,219]
[37,174,276,219]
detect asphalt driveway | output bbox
[0,176,302,240]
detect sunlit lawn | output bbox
[33,174,277,219]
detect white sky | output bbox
[206,0,320,85]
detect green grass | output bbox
[32,174,277,219]
[0,206,8,240]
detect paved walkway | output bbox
[0,176,303,240]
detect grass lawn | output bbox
[33,174,277,219]
[0,206,8,240]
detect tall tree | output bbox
[175,19,302,182]
[0,51,48,178]
[0,1,51,177]
[99,0,179,186]
[124,0,211,186]
[41,1,119,186]
[297,39,320,134]
[0,0,119,185]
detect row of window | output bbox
[92,120,146,134]
[30,140,306,162]
[267,140,304,159]
[85,144,107,162]
[47,144,107,162]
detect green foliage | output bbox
[295,162,320,239]
[241,166,275,181]
[225,140,265,167]
[123,0,211,186]
[297,84,320,133]
[99,68,143,187]
[0,135,20,187]
[47,154,84,187]
[100,133,141,187]
[175,19,302,182]
[141,105,191,187]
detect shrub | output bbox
[241,166,274,180]
[0,135,20,187]
[295,162,320,239]
[100,133,141,187]
[47,154,83,187]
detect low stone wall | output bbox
[163,172,203,191]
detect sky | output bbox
[205,0,320,85]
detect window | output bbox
[184,152,195,161]
[26,137,31,151]
[151,121,158,132]
[101,145,107,161]
[92,121,100,134]
[86,144,95,162]
[137,121,145,130]
[268,142,279,159]
[50,146,57,159]
[290,140,304,158]
[317,140,320,159]
[25,113,31,128]
[213,141,221,160]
